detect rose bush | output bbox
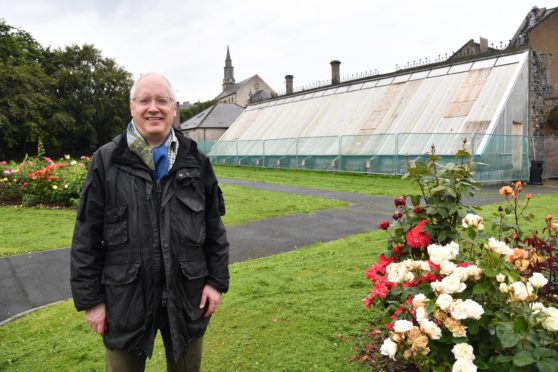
[360,143,558,371]
[0,155,90,207]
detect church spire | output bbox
[222,46,235,91]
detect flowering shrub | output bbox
[361,144,558,371]
[0,155,90,207]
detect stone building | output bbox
[215,47,276,107]
[211,6,558,182]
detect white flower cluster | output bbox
[462,214,484,231]
[529,302,558,331]
[452,343,477,372]
[435,293,484,321]
[427,241,459,265]
[385,259,430,283]
[499,273,548,302]
[487,238,513,258]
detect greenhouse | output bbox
[209,51,531,182]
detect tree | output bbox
[180,99,217,122]
[0,19,133,159]
[0,20,55,159]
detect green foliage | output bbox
[0,19,133,159]
[179,99,216,123]
[403,141,479,246]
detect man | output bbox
[70,72,229,371]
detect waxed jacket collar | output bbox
[110,130,201,172]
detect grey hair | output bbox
[129,72,177,101]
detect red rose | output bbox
[392,244,404,256]
[405,219,431,249]
[392,211,403,220]
[378,221,390,230]
[394,196,406,208]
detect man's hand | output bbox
[199,284,222,318]
[85,303,107,335]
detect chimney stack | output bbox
[330,60,341,85]
[285,75,294,95]
[479,37,488,53]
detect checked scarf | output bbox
[126,121,178,182]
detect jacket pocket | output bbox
[104,206,128,246]
[101,263,144,331]
[177,258,208,321]
[176,193,205,246]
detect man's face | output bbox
[130,75,177,146]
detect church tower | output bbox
[222,46,235,91]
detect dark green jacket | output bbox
[70,131,229,360]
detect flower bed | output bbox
[360,143,558,371]
[0,155,90,208]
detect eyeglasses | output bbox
[132,96,174,107]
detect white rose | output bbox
[452,343,475,360]
[543,307,558,318]
[453,266,469,281]
[386,263,406,283]
[419,260,431,271]
[431,281,444,293]
[447,241,460,259]
[462,214,484,231]
[440,261,457,276]
[541,316,558,332]
[427,244,448,265]
[452,358,478,372]
[529,272,548,289]
[412,293,428,309]
[487,238,513,257]
[402,259,413,269]
[450,300,469,320]
[463,299,484,320]
[420,319,442,340]
[415,307,427,322]
[530,302,546,315]
[509,281,529,301]
[496,274,506,283]
[499,283,509,293]
[466,265,482,281]
[436,293,454,311]
[380,337,398,360]
[442,274,466,294]
[405,271,415,282]
[393,320,414,333]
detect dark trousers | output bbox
[105,306,203,372]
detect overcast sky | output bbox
[2,0,557,103]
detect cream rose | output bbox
[436,293,453,311]
[462,214,484,231]
[420,319,442,340]
[452,358,478,372]
[487,238,513,257]
[452,343,475,360]
[499,283,509,294]
[463,299,484,320]
[440,261,457,276]
[466,265,482,281]
[496,274,506,283]
[393,319,414,333]
[386,263,406,283]
[412,293,428,309]
[450,300,469,320]
[541,316,558,331]
[528,272,548,289]
[415,307,427,322]
[509,281,529,301]
[428,242,459,265]
[452,266,469,281]
[442,274,466,294]
[380,337,398,360]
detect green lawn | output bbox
[1,165,557,371]
[214,164,417,197]
[0,230,385,371]
[0,184,346,257]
